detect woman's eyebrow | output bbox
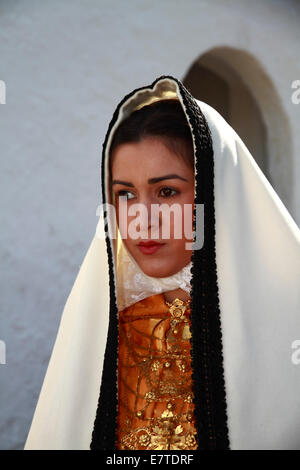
[148,174,188,184]
[112,174,188,187]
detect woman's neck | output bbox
[163,288,191,304]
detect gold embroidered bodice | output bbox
[116,293,198,450]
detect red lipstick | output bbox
[137,240,165,255]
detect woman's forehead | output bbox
[111,138,194,178]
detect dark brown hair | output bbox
[109,99,194,180]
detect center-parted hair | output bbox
[109,99,194,181]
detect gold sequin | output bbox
[145,391,156,402]
[151,360,160,372]
[184,394,193,404]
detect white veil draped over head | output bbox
[25,76,300,450]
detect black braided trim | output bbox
[90,75,230,450]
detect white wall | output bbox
[0,0,299,449]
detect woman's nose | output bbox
[137,197,161,235]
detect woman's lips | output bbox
[137,241,165,255]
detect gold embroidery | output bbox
[117,295,198,450]
[151,360,160,372]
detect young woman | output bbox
[25,75,300,450]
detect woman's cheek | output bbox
[116,202,131,240]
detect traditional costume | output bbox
[25,75,300,450]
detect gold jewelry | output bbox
[165,298,191,323]
[165,297,191,307]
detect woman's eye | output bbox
[116,187,178,201]
[159,187,178,198]
[117,190,135,200]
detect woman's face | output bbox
[111,137,195,278]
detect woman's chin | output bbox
[138,260,181,279]
[126,244,191,278]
